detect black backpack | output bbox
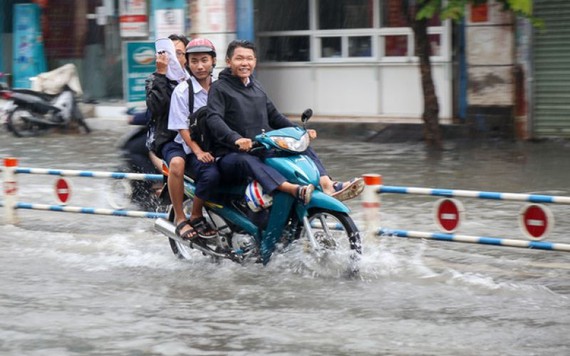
[187,78,214,153]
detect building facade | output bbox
[1,0,568,139]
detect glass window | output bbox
[384,35,408,56]
[255,0,309,31]
[382,0,441,27]
[318,0,373,29]
[258,36,310,62]
[348,36,372,57]
[321,37,342,58]
[428,34,441,56]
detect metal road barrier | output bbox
[3,158,570,253]
[360,174,570,252]
[1,157,167,224]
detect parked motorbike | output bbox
[154,109,362,275]
[0,74,10,127]
[1,84,90,137]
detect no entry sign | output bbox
[433,198,464,233]
[519,204,553,240]
[54,178,72,204]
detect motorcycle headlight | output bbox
[270,133,310,152]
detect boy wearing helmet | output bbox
[166,38,219,240]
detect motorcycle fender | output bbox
[261,192,294,264]
[304,190,350,214]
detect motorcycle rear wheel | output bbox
[299,208,362,276]
[72,104,91,134]
[6,107,45,137]
[168,198,196,259]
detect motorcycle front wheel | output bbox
[299,208,362,277]
[6,107,44,137]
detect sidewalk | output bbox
[82,101,467,142]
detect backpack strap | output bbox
[186,78,195,115]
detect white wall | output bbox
[256,62,452,122]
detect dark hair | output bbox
[168,34,189,47]
[225,40,256,60]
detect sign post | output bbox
[519,204,553,241]
[122,41,156,105]
[54,178,72,205]
[361,174,382,245]
[3,158,19,224]
[433,198,464,233]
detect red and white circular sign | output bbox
[54,178,72,204]
[519,204,553,241]
[433,198,464,233]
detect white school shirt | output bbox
[168,76,209,154]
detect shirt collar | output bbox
[190,76,208,94]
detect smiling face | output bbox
[226,47,256,84]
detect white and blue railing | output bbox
[377,185,570,204]
[1,157,168,222]
[14,167,163,181]
[360,174,570,253]
[2,159,570,253]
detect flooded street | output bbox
[1,120,569,355]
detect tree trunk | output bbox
[412,17,443,149]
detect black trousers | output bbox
[216,147,328,194]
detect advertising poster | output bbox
[119,0,148,37]
[152,0,186,39]
[122,41,155,104]
[13,4,47,88]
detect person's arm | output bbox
[257,80,293,129]
[179,128,215,163]
[261,84,316,139]
[266,98,294,129]
[145,73,172,118]
[167,83,189,132]
[206,84,243,148]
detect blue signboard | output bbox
[13,4,46,88]
[122,41,156,104]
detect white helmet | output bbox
[245,180,273,212]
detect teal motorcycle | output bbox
[154,109,361,274]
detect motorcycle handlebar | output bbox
[249,141,264,153]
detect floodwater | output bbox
[1,119,569,355]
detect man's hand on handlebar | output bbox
[307,129,317,140]
[235,138,252,151]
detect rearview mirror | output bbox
[301,108,313,123]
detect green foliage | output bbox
[415,0,538,24]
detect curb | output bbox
[82,102,474,141]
